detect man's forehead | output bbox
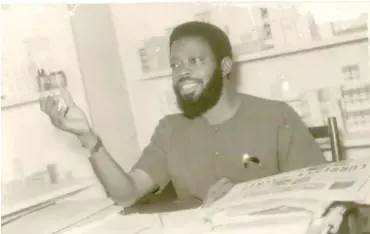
[171,36,211,51]
[171,36,213,58]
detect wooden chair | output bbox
[309,117,362,234]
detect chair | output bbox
[309,116,362,234]
[308,116,344,161]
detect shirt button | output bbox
[215,151,220,156]
[214,127,219,132]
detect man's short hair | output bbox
[169,21,233,63]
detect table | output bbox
[2,197,361,234]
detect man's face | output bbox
[170,36,223,119]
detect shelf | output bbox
[318,135,370,150]
[140,68,172,81]
[344,103,370,113]
[341,82,370,91]
[140,31,368,81]
[234,31,368,63]
[1,178,96,218]
[1,89,62,110]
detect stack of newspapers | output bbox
[71,158,370,234]
[201,157,370,234]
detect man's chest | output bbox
[166,118,281,199]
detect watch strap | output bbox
[90,136,103,155]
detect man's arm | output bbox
[277,102,328,172]
[86,142,156,207]
[81,117,172,207]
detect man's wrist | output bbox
[89,136,103,155]
[78,132,100,152]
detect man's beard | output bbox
[173,68,223,119]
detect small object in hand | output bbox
[242,153,262,168]
[37,69,68,91]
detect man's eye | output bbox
[170,63,179,69]
[190,57,202,64]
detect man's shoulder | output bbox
[159,112,190,127]
[239,93,284,113]
[238,93,300,124]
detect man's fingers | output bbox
[59,88,74,107]
[46,96,61,117]
[39,97,47,112]
[36,69,46,92]
[44,96,54,113]
[58,105,70,118]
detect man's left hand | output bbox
[202,177,236,208]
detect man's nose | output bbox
[180,67,191,78]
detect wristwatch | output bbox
[90,136,103,155]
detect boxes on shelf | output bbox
[340,62,370,134]
[317,86,346,131]
[286,86,347,133]
[250,5,317,48]
[340,82,370,134]
[316,22,335,40]
[332,13,368,36]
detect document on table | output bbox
[65,207,316,234]
[76,212,163,234]
[76,207,211,234]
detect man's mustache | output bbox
[176,77,203,87]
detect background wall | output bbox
[1,4,141,185]
[1,5,94,183]
[69,4,141,172]
[109,3,370,162]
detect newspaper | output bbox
[203,158,370,232]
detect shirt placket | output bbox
[211,124,224,182]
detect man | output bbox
[40,21,326,207]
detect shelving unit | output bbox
[1,178,96,218]
[317,136,370,150]
[137,30,370,151]
[1,89,62,110]
[140,31,368,81]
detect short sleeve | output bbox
[130,116,172,192]
[277,102,328,172]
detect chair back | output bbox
[308,117,344,162]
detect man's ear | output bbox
[220,56,233,77]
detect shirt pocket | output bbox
[220,122,280,182]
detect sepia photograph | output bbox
[1,1,370,234]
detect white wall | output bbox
[1,5,94,182]
[69,4,141,172]
[1,4,142,195]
